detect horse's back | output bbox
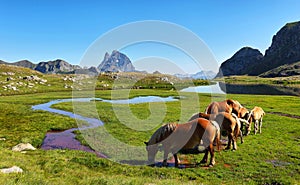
[251,106,265,120]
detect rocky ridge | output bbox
[217,21,300,77]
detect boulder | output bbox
[0,166,23,174]
[12,143,36,152]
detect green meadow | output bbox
[0,87,299,185]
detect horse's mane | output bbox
[148,123,177,145]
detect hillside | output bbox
[217,21,300,77]
[0,64,89,95]
[259,61,300,77]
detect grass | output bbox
[0,64,299,184]
[49,90,300,184]
[216,75,300,88]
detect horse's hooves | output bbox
[200,160,207,164]
[208,164,214,167]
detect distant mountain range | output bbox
[0,51,212,79]
[174,71,216,80]
[216,21,300,77]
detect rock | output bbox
[35,59,81,74]
[217,21,300,77]
[249,21,300,75]
[12,143,36,152]
[0,166,23,174]
[216,47,263,77]
[0,138,6,141]
[97,50,135,72]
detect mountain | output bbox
[11,60,36,69]
[249,21,300,75]
[174,70,216,80]
[35,59,81,74]
[0,60,36,69]
[215,47,263,77]
[259,61,300,77]
[217,21,300,77]
[97,50,135,72]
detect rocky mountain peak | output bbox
[216,47,263,77]
[248,21,300,75]
[97,50,135,72]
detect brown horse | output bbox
[205,99,242,115]
[247,106,265,135]
[237,107,252,135]
[144,118,221,167]
[190,112,243,150]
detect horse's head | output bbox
[144,141,158,166]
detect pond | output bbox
[181,82,300,96]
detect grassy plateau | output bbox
[0,65,299,185]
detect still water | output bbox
[181,82,300,96]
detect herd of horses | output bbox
[144,99,265,167]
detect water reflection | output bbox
[218,82,300,96]
[180,82,300,96]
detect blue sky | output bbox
[1,0,300,73]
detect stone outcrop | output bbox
[12,143,36,152]
[249,21,300,75]
[217,21,300,77]
[216,47,263,77]
[0,166,23,174]
[97,50,135,72]
[35,59,81,74]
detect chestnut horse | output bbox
[204,99,242,115]
[190,112,243,150]
[144,118,221,167]
[247,106,265,135]
[237,107,252,135]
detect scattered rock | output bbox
[12,143,36,152]
[0,166,23,174]
[0,138,6,141]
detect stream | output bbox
[32,96,177,158]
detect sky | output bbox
[1,0,300,74]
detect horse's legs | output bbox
[254,120,258,135]
[246,122,251,136]
[226,132,233,150]
[232,137,237,150]
[259,117,263,134]
[162,149,169,167]
[240,129,244,144]
[173,153,179,167]
[200,148,208,164]
[208,144,215,166]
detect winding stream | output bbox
[32,96,177,158]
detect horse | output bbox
[144,118,221,167]
[204,99,242,115]
[247,106,265,135]
[237,107,252,135]
[190,112,244,150]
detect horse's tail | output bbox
[215,127,221,151]
[232,113,242,141]
[211,120,221,151]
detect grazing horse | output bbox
[144,118,221,167]
[204,99,242,115]
[237,107,252,135]
[192,112,243,150]
[247,106,265,135]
